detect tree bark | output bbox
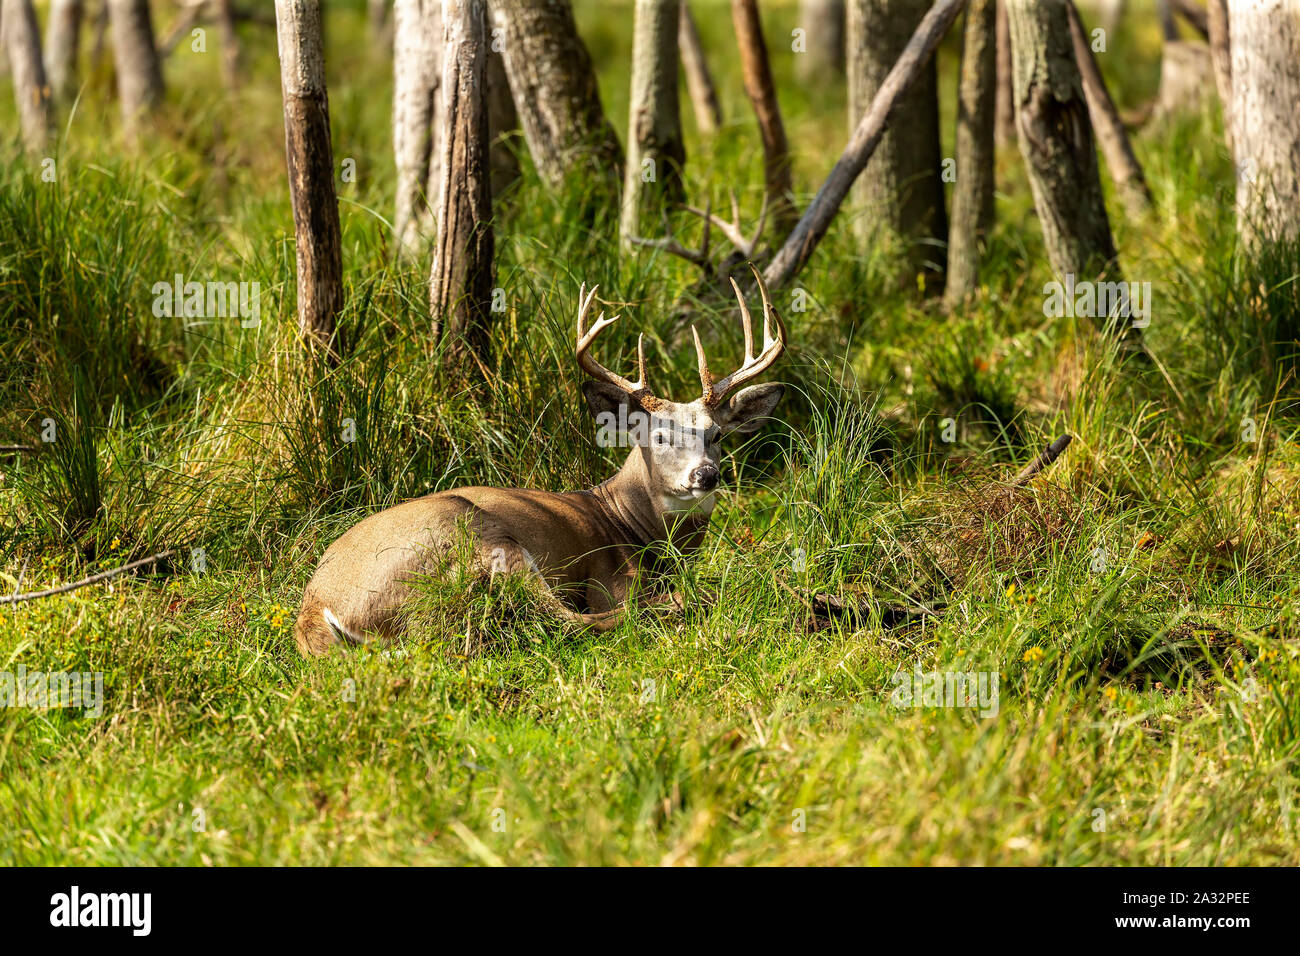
[393,0,441,254]
[1207,0,1232,152]
[764,0,968,289]
[45,0,83,106]
[1008,0,1136,345]
[620,0,685,245]
[488,0,622,192]
[994,0,1014,143]
[4,0,51,153]
[944,0,996,306]
[274,0,344,357]
[847,0,948,280]
[430,0,495,362]
[108,0,164,133]
[679,0,721,134]
[214,0,241,90]
[1230,0,1300,248]
[1066,0,1152,216]
[486,38,521,198]
[732,0,798,237]
[796,0,845,82]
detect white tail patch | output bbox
[322,606,364,645]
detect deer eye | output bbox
[652,429,670,446]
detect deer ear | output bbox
[583,381,635,422]
[717,383,785,435]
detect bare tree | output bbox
[489,0,622,192]
[733,0,798,236]
[1066,0,1151,216]
[214,0,241,90]
[620,0,685,246]
[1007,0,1138,347]
[944,0,996,306]
[848,0,948,282]
[765,0,968,289]
[430,0,495,362]
[108,0,165,133]
[45,0,84,105]
[679,1,721,134]
[486,37,520,198]
[274,0,343,356]
[393,0,441,254]
[1230,0,1300,247]
[796,0,845,81]
[994,0,1014,143]
[3,0,51,153]
[1207,0,1232,152]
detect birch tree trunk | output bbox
[488,0,622,191]
[796,0,845,81]
[108,0,164,132]
[393,0,441,254]
[620,0,685,246]
[994,0,1014,143]
[45,0,83,106]
[679,0,721,135]
[847,0,948,281]
[4,0,52,153]
[1008,0,1137,346]
[274,0,344,357]
[733,0,797,236]
[1066,0,1152,216]
[1230,0,1300,247]
[944,0,996,306]
[430,0,495,362]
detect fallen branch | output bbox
[1,549,178,605]
[763,0,968,288]
[0,445,37,456]
[1011,433,1073,487]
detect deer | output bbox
[293,265,788,656]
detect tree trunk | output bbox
[764,0,968,289]
[732,0,798,237]
[1207,0,1232,152]
[214,0,241,90]
[108,0,164,133]
[944,0,996,307]
[679,0,721,134]
[4,0,52,153]
[486,39,521,198]
[488,0,622,192]
[1008,0,1136,345]
[430,0,495,363]
[847,0,948,283]
[393,0,441,254]
[1230,0,1300,248]
[796,0,845,81]
[1066,0,1152,216]
[994,0,1014,143]
[620,0,685,246]
[45,0,83,106]
[274,0,344,357]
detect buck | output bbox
[294,267,788,655]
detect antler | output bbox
[576,283,653,399]
[692,263,787,407]
[684,190,768,259]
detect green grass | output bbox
[2,0,1299,865]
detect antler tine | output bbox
[691,324,714,406]
[705,263,787,405]
[575,284,650,397]
[627,204,713,271]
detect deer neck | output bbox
[591,447,709,554]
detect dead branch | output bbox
[1,549,178,605]
[1011,433,1073,487]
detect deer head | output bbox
[577,264,787,517]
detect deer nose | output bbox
[691,464,720,491]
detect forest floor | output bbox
[2,1,1299,864]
